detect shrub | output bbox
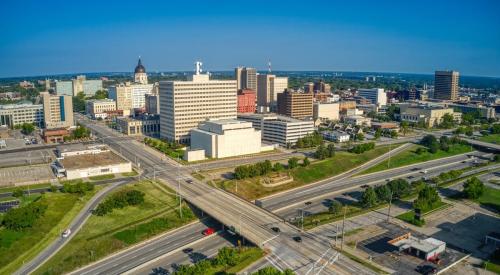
[349,142,375,154]
[12,188,24,198]
[287,157,299,169]
[93,189,145,216]
[2,201,48,230]
[463,177,485,199]
[61,182,94,195]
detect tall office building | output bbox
[235,67,257,91]
[159,62,237,143]
[41,92,74,129]
[277,89,313,119]
[55,76,103,97]
[257,74,288,109]
[0,104,44,128]
[145,94,160,114]
[357,88,387,106]
[434,71,459,101]
[134,58,148,85]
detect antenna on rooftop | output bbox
[195,61,203,75]
[268,60,272,73]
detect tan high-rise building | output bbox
[257,74,288,109]
[235,67,257,91]
[159,62,237,143]
[277,89,313,119]
[41,92,74,129]
[434,71,459,101]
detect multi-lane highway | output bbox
[73,114,376,275]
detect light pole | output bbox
[341,205,347,251]
[387,190,393,221]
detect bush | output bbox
[360,186,377,208]
[61,182,94,195]
[2,201,48,230]
[93,189,145,216]
[387,179,411,199]
[463,177,485,199]
[234,160,273,180]
[12,188,24,198]
[295,132,322,148]
[413,185,441,212]
[287,157,299,169]
[315,143,335,160]
[349,142,375,154]
[302,157,310,167]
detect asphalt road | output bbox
[259,151,487,213]
[75,114,376,275]
[15,179,131,275]
[71,219,220,275]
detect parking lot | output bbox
[0,164,55,186]
[0,149,54,168]
[352,222,467,275]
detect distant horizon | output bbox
[1,1,499,78]
[1,69,499,81]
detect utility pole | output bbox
[387,190,393,222]
[388,142,391,169]
[335,223,339,246]
[177,156,182,219]
[341,206,347,251]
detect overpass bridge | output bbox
[76,115,375,274]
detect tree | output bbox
[356,133,365,141]
[413,185,441,212]
[326,144,335,157]
[72,92,86,113]
[315,144,327,160]
[387,179,411,199]
[21,123,35,135]
[440,113,455,128]
[463,177,485,199]
[329,200,342,215]
[400,121,409,136]
[360,186,378,208]
[2,201,48,230]
[374,184,392,202]
[214,247,240,267]
[374,128,382,140]
[288,157,299,169]
[390,131,398,139]
[273,162,284,172]
[302,157,310,167]
[252,267,295,275]
[491,124,500,134]
[91,90,108,100]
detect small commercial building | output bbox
[53,144,131,180]
[344,115,372,127]
[43,128,70,143]
[388,233,446,261]
[399,103,461,127]
[190,119,265,159]
[238,113,314,147]
[116,114,160,137]
[322,131,350,142]
[56,144,109,157]
[372,122,400,132]
[86,99,116,119]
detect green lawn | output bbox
[476,186,500,213]
[0,183,52,194]
[89,174,115,181]
[121,170,138,177]
[479,134,500,145]
[362,143,472,174]
[222,247,264,274]
[34,180,196,275]
[0,189,99,275]
[396,201,450,226]
[215,145,397,201]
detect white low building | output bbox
[344,115,372,126]
[322,131,350,142]
[313,102,340,122]
[190,119,264,159]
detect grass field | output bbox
[214,145,397,200]
[121,170,138,177]
[396,201,450,226]
[362,143,472,174]
[476,186,500,213]
[218,247,263,274]
[0,189,99,275]
[89,174,115,181]
[0,183,52,194]
[479,134,500,145]
[34,180,196,275]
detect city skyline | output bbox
[1,0,499,78]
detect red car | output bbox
[203,228,215,235]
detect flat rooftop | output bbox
[59,151,129,170]
[391,235,445,253]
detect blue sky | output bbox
[0,0,499,77]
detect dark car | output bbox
[361,184,369,188]
[416,265,437,275]
[182,247,194,253]
[305,201,312,205]
[185,179,193,184]
[271,227,281,233]
[293,236,302,242]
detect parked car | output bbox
[203,228,215,236]
[293,236,302,242]
[62,229,71,238]
[416,265,437,274]
[361,184,369,188]
[271,227,281,233]
[185,179,193,184]
[305,201,312,206]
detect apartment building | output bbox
[257,74,288,109]
[235,67,257,91]
[357,88,387,106]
